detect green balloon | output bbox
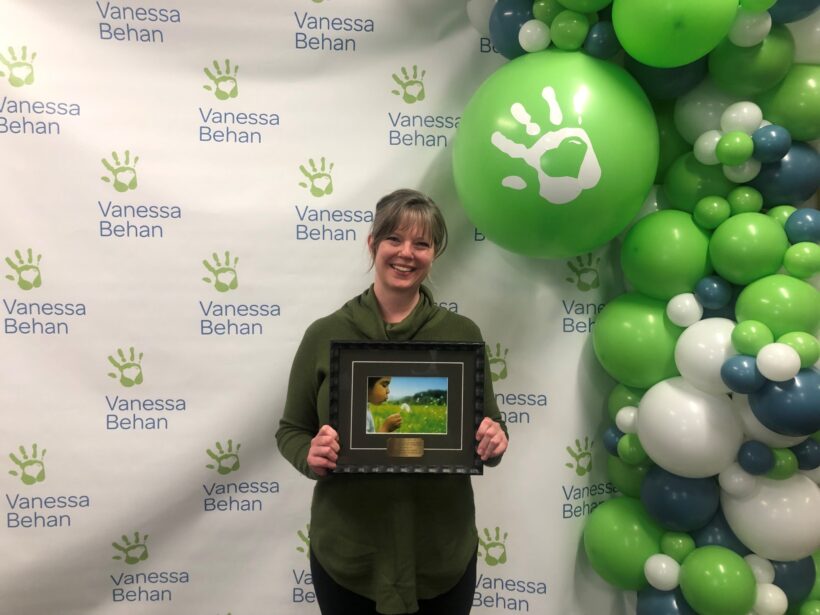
[808,551,820,601]
[583,497,664,590]
[607,456,651,497]
[732,320,774,355]
[613,0,737,68]
[736,274,820,338]
[727,186,763,215]
[680,546,756,615]
[662,152,734,213]
[654,101,690,184]
[741,0,776,8]
[709,213,790,285]
[757,64,820,142]
[784,242,820,279]
[767,448,799,480]
[558,0,612,11]
[661,532,697,564]
[453,50,658,259]
[622,210,712,299]
[533,0,564,25]
[694,196,731,230]
[716,131,754,166]
[551,10,590,51]
[800,600,820,615]
[607,383,645,422]
[593,292,683,389]
[777,332,820,368]
[768,205,797,228]
[709,26,795,97]
[618,433,649,465]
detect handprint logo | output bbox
[491,86,601,204]
[565,437,593,476]
[206,440,241,475]
[391,65,426,104]
[101,150,139,193]
[486,343,509,382]
[8,444,46,486]
[565,253,600,292]
[298,157,334,197]
[5,248,42,290]
[203,59,239,100]
[478,526,508,566]
[107,347,144,388]
[0,46,36,87]
[112,531,149,565]
[296,523,310,559]
[202,251,239,293]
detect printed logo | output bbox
[486,343,509,382]
[298,157,334,197]
[205,440,241,475]
[565,437,593,476]
[203,59,239,101]
[202,251,239,293]
[491,86,601,204]
[478,526,508,566]
[391,65,426,104]
[565,253,600,292]
[5,248,42,290]
[8,443,46,485]
[101,150,139,193]
[296,523,310,558]
[107,347,144,388]
[0,45,36,87]
[112,531,149,565]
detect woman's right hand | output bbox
[307,424,340,476]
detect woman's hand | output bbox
[475,417,508,461]
[378,413,402,433]
[307,424,340,476]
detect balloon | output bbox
[467,0,497,36]
[757,64,820,141]
[778,332,820,369]
[719,462,759,498]
[593,293,683,389]
[675,318,737,394]
[489,0,533,59]
[752,124,792,162]
[716,131,754,165]
[608,382,645,421]
[583,21,621,59]
[645,553,682,591]
[722,158,762,183]
[693,196,731,229]
[518,19,551,52]
[641,466,720,531]
[738,440,776,474]
[752,583,789,615]
[637,587,697,615]
[667,293,704,327]
[583,496,664,590]
[735,274,820,339]
[787,7,820,63]
[558,0,612,10]
[607,455,652,497]
[693,130,722,166]
[729,8,773,47]
[638,377,743,477]
[603,425,625,455]
[662,153,734,212]
[692,509,752,555]
[749,142,820,206]
[732,393,807,448]
[732,320,774,355]
[768,204,798,227]
[674,78,740,144]
[791,437,820,470]
[625,57,708,101]
[721,355,767,394]
[749,368,820,437]
[550,10,589,50]
[532,0,563,25]
[756,342,802,381]
[679,546,757,615]
[721,473,820,560]
[453,50,658,258]
[619,432,650,464]
[784,242,820,278]
[612,0,738,68]
[742,0,777,11]
[746,553,777,583]
[727,185,764,214]
[709,213,789,286]
[802,601,820,615]
[708,25,795,97]
[767,447,799,479]
[773,556,817,605]
[662,532,697,563]
[616,405,638,434]
[655,102,692,182]
[785,208,820,243]
[769,0,820,24]
[694,276,732,310]
[721,101,764,134]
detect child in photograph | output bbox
[366,376,401,433]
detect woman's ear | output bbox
[367,234,375,255]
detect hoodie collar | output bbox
[342,284,439,341]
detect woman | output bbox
[276,189,508,615]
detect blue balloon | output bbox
[737,440,775,475]
[721,355,767,394]
[637,587,697,615]
[749,142,820,206]
[694,275,732,309]
[693,509,751,555]
[488,0,533,60]
[769,0,820,24]
[603,425,624,455]
[785,208,820,244]
[773,556,817,604]
[583,22,621,59]
[640,466,720,532]
[624,56,707,100]
[752,124,792,163]
[791,437,820,470]
[749,368,820,437]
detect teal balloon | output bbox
[453,50,657,259]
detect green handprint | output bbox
[0,46,36,87]
[296,523,310,559]
[101,150,139,192]
[202,251,239,292]
[298,158,334,197]
[565,437,593,476]
[478,526,508,566]
[486,343,509,382]
[5,248,42,290]
[206,440,241,475]
[203,59,239,100]
[565,253,601,292]
[8,444,46,485]
[107,347,144,388]
[391,65,426,104]
[112,531,149,565]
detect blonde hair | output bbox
[368,189,448,262]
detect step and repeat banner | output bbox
[0,2,629,613]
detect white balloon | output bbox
[518,19,550,52]
[466,0,496,37]
[729,9,772,48]
[722,474,820,561]
[638,377,743,478]
[615,405,638,434]
[786,7,820,64]
[744,554,775,584]
[644,554,680,591]
[675,318,737,394]
[721,101,764,134]
[732,394,807,448]
[720,462,758,498]
[694,129,723,165]
[674,78,739,144]
[667,293,703,327]
[756,343,802,381]
[753,583,788,615]
[723,158,762,183]
[803,464,820,485]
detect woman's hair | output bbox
[369,189,448,261]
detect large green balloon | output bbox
[621,210,712,300]
[654,101,690,184]
[453,50,657,259]
[709,213,790,285]
[757,64,820,142]
[735,274,820,338]
[593,292,683,389]
[708,25,795,97]
[662,152,734,213]
[607,456,651,497]
[612,0,738,68]
[583,497,664,589]
[679,546,756,615]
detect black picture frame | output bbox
[329,340,485,475]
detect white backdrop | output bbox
[0,2,628,613]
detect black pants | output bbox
[310,548,477,615]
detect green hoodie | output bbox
[276,285,507,614]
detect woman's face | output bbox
[369,223,434,295]
[368,377,391,405]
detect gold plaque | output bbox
[386,438,424,458]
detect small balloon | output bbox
[518,18,551,52]
[749,142,820,206]
[753,583,789,615]
[778,331,820,369]
[716,131,755,166]
[645,553,682,591]
[768,205,798,228]
[791,438,820,470]
[694,275,732,310]
[727,185,764,214]
[603,424,625,455]
[721,355,767,394]
[752,124,792,163]
[583,20,620,58]
[489,0,534,59]
[766,447,799,479]
[693,196,731,229]
[637,587,697,615]
[723,158,762,183]
[607,455,652,497]
[663,153,735,212]
[769,0,820,24]
[772,556,817,605]
[666,293,704,327]
[719,462,759,498]
[756,342,802,381]
[550,10,589,50]
[619,432,649,465]
[532,0,563,25]
[729,8,772,47]
[735,274,820,339]
[785,208,820,243]
[738,440,776,475]
[608,383,645,421]
[732,393,807,448]
[746,554,776,584]
[750,368,820,437]
[709,213,790,286]
[693,130,722,165]
[721,101,764,134]
[732,320,774,355]
[679,546,757,615]
[784,242,820,279]
[641,466,720,532]
[616,405,639,434]
[662,532,697,563]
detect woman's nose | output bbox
[397,241,412,256]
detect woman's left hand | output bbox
[475,417,508,461]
